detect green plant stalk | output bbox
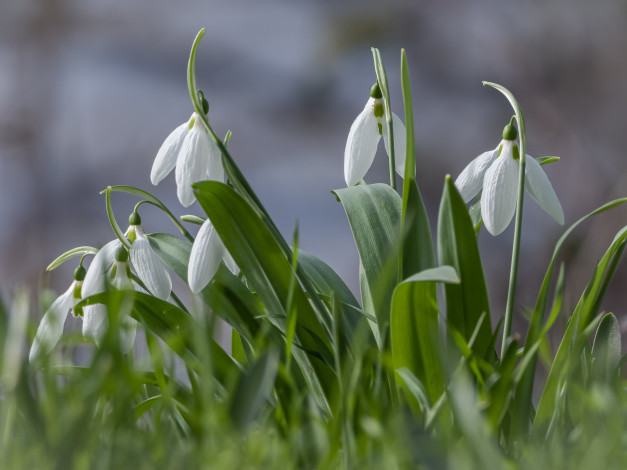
[399,49,415,282]
[372,48,396,191]
[483,82,526,358]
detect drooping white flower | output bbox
[344,83,407,187]
[81,213,171,346]
[29,265,86,362]
[151,112,224,207]
[455,122,564,236]
[188,218,239,294]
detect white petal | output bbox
[150,120,189,185]
[455,147,500,203]
[83,304,108,345]
[344,98,381,186]
[130,233,172,300]
[223,250,239,275]
[188,219,226,293]
[525,156,564,225]
[175,117,212,207]
[82,239,120,298]
[206,138,225,182]
[29,283,75,362]
[481,142,519,236]
[383,112,408,178]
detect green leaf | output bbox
[512,197,627,437]
[46,246,99,271]
[437,176,492,361]
[146,233,191,282]
[298,249,374,349]
[591,312,621,383]
[193,181,335,397]
[333,183,402,336]
[533,225,627,433]
[77,290,240,385]
[399,49,436,281]
[391,266,456,404]
[229,348,280,432]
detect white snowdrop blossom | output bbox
[455,124,564,236]
[344,84,407,187]
[29,265,85,362]
[151,112,224,207]
[81,216,171,347]
[188,218,239,294]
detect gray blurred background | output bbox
[2,0,627,337]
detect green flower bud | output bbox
[370,82,382,99]
[115,246,129,262]
[129,211,141,226]
[502,117,518,141]
[74,265,86,282]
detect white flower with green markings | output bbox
[82,211,171,346]
[29,264,86,362]
[344,83,407,187]
[455,120,564,236]
[151,97,224,207]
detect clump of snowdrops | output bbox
[1,29,627,469]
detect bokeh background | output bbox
[2,0,627,337]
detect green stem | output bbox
[371,48,397,191]
[483,82,527,358]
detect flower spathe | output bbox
[188,218,239,294]
[344,92,407,187]
[151,112,224,207]
[455,136,564,236]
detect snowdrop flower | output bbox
[344,83,407,186]
[29,264,86,362]
[188,218,238,293]
[455,120,564,236]
[82,211,171,345]
[151,109,224,207]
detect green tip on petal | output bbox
[115,246,129,263]
[370,82,382,99]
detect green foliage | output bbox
[6,30,627,470]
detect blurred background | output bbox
[2,0,627,338]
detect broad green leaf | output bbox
[333,183,402,337]
[390,266,456,404]
[437,176,492,361]
[147,233,191,282]
[46,246,98,271]
[229,348,279,432]
[591,312,621,383]
[193,181,335,397]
